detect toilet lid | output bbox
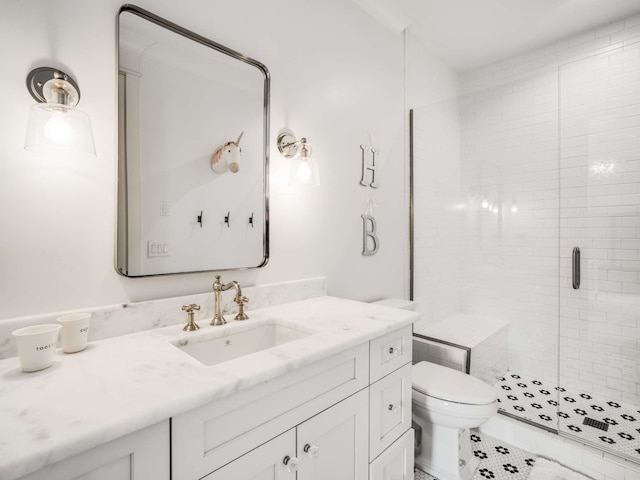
[412,362,497,405]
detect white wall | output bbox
[0,0,406,320]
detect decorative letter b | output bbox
[361,214,379,256]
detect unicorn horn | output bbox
[235,131,244,146]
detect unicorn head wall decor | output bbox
[211,131,244,174]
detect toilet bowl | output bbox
[412,361,498,480]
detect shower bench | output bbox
[413,314,508,385]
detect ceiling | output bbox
[353,0,640,72]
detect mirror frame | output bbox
[116,4,270,277]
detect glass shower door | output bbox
[558,41,640,462]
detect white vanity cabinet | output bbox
[171,343,369,479]
[18,420,169,480]
[173,325,414,480]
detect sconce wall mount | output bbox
[26,67,81,107]
[277,131,304,159]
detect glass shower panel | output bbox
[559,41,640,462]
[411,101,464,327]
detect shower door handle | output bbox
[572,247,580,290]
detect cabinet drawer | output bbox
[172,343,368,480]
[369,429,414,480]
[370,325,412,383]
[369,363,412,460]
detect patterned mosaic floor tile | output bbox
[414,430,536,480]
[495,371,640,461]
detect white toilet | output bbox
[412,361,498,480]
[372,299,498,480]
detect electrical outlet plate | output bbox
[147,241,170,257]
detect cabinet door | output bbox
[203,429,296,480]
[296,389,369,480]
[19,421,169,480]
[369,429,414,480]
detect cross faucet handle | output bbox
[234,296,249,321]
[182,304,201,313]
[235,295,249,305]
[181,304,201,331]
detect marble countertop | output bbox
[0,296,417,480]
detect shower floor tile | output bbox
[414,430,536,480]
[495,371,640,461]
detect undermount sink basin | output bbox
[176,322,314,366]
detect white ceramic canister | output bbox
[12,324,61,372]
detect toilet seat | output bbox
[412,361,497,405]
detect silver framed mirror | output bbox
[116,4,269,277]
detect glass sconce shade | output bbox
[277,129,320,186]
[289,155,320,186]
[24,103,96,156]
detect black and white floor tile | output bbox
[414,430,536,480]
[496,371,640,460]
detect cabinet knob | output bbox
[388,346,399,356]
[303,443,320,458]
[388,403,400,414]
[282,455,299,473]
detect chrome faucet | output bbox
[211,275,249,325]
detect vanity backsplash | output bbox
[0,277,326,360]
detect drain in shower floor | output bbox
[583,417,609,432]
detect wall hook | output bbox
[197,211,203,228]
[249,213,254,228]
[224,211,230,227]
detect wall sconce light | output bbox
[24,67,96,156]
[277,129,319,186]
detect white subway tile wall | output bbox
[459,65,560,385]
[558,43,640,407]
[413,98,464,325]
[471,328,509,385]
[412,336,467,372]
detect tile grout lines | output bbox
[414,430,536,480]
[495,371,640,461]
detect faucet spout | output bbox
[210,275,250,325]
